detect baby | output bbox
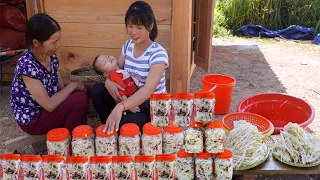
[93,54,138,103]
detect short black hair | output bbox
[25,13,61,47]
[125,1,158,41]
[92,55,104,75]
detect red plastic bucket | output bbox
[202,74,236,114]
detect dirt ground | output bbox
[0,37,319,179]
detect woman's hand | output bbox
[104,78,125,102]
[103,104,124,134]
[69,82,86,92]
[130,106,140,113]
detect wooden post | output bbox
[26,0,44,19]
[170,0,192,93]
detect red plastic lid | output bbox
[120,123,140,136]
[194,90,216,99]
[90,156,112,163]
[172,93,193,100]
[96,125,117,137]
[134,156,155,163]
[164,121,183,134]
[155,154,176,162]
[150,93,171,100]
[196,152,213,159]
[42,155,64,163]
[177,149,193,158]
[216,149,232,159]
[190,121,203,128]
[66,156,88,163]
[21,155,41,162]
[112,156,132,163]
[1,154,20,160]
[206,122,223,129]
[143,122,162,135]
[72,125,93,138]
[47,128,70,142]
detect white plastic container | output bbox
[193,90,215,124]
[1,154,20,180]
[215,150,233,180]
[176,149,194,180]
[112,156,133,180]
[89,156,112,180]
[205,121,226,154]
[184,122,203,153]
[163,122,184,154]
[66,156,89,180]
[155,154,176,180]
[142,122,162,156]
[95,125,118,156]
[47,128,71,159]
[21,155,42,180]
[134,156,155,180]
[42,155,64,180]
[72,125,95,157]
[195,152,213,180]
[150,93,171,127]
[118,123,140,156]
[172,93,194,127]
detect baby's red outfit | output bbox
[108,70,138,101]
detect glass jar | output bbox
[21,155,42,180]
[172,93,194,127]
[95,125,118,156]
[112,156,133,180]
[89,156,112,180]
[195,152,213,180]
[134,156,155,180]
[1,154,20,180]
[163,122,184,154]
[142,122,162,156]
[119,123,140,156]
[176,149,194,180]
[47,128,71,159]
[155,154,176,180]
[66,156,89,180]
[42,155,64,180]
[205,121,226,154]
[215,150,233,180]
[150,93,171,127]
[193,91,215,125]
[72,125,95,157]
[184,122,203,153]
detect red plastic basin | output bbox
[237,93,315,134]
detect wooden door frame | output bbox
[26,0,44,19]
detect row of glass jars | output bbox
[150,91,216,128]
[0,150,233,180]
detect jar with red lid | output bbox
[142,122,162,156]
[176,149,194,180]
[66,156,89,180]
[95,125,118,156]
[184,122,203,153]
[172,93,194,127]
[193,91,215,124]
[72,125,95,156]
[47,128,71,158]
[205,121,226,154]
[155,154,176,180]
[89,156,112,180]
[195,152,213,180]
[134,156,155,180]
[163,122,184,154]
[119,123,140,156]
[1,154,20,180]
[112,156,133,180]
[21,155,42,180]
[42,155,64,180]
[150,93,171,127]
[215,149,233,180]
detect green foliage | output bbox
[213,0,320,36]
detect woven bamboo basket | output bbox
[70,66,105,117]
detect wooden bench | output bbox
[4,134,47,154]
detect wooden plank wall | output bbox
[42,0,172,84]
